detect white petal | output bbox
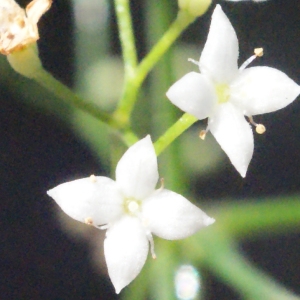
[208,103,253,177]
[199,5,239,84]
[104,216,149,294]
[26,0,52,24]
[230,66,300,116]
[142,189,215,240]
[47,176,123,226]
[116,135,158,200]
[166,72,217,120]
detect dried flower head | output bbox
[0,0,52,55]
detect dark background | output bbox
[0,0,299,299]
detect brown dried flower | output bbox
[0,0,52,55]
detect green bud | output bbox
[178,0,212,17]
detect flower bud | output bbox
[178,0,212,17]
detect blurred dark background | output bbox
[0,0,299,299]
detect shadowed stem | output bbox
[188,230,300,300]
[33,69,122,127]
[185,197,300,299]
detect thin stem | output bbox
[154,113,198,156]
[114,10,196,123]
[146,0,185,192]
[136,10,195,89]
[121,129,139,147]
[214,197,300,239]
[32,69,121,128]
[114,0,138,77]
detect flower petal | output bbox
[142,189,215,240]
[116,135,158,200]
[230,66,300,116]
[199,5,239,84]
[26,0,52,24]
[104,216,149,294]
[208,103,253,177]
[166,72,217,120]
[47,176,123,226]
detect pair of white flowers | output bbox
[47,3,299,295]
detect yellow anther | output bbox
[256,124,266,134]
[254,48,263,57]
[85,217,93,225]
[199,130,207,140]
[90,174,97,183]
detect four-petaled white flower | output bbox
[0,0,52,55]
[166,5,300,177]
[47,136,215,294]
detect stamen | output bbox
[85,217,94,225]
[159,178,165,190]
[146,231,157,259]
[90,174,97,183]
[199,130,207,140]
[248,116,266,134]
[256,124,266,134]
[188,58,199,66]
[239,47,264,71]
[254,48,264,57]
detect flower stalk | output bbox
[154,113,197,156]
[113,9,196,124]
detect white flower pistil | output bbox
[123,197,141,215]
[189,48,263,102]
[197,47,266,138]
[123,197,157,259]
[215,83,230,104]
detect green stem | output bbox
[112,0,138,127]
[32,69,121,128]
[146,0,184,192]
[114,0,138,77]
[189,231,299,300]
[136,10,195,89]
[114,10,196,124]
[154,113,197,155]
[120,129,139,147]
[214,197,300,239]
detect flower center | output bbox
[123,198,141,216]
[215,84,230,104]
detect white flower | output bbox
[47,136,215,294]
[166,5,300,177]
[0,0,52,55]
